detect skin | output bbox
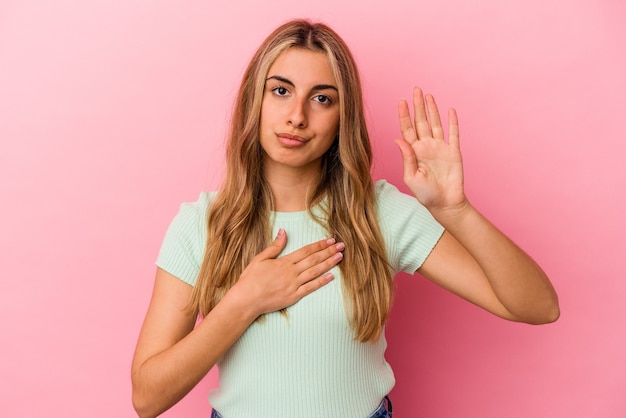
[396,88,560,323]
[132,235,344,418]
[131,50,559,417]
[259,47,340,211]
[131,48,344,418]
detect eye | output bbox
[313,94,332,105]
[272,86,289,96]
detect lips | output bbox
[276,132,309,147]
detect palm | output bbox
[395,87,466,211]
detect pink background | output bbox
[1,1,624,417]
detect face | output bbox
[259,47,340,178]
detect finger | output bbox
[394,138,418,179]
[448,108,460,149]
[295,272,335,298]
[294,241,345,277]
[413,87,431,140]
[398,98,418,144]
[296,251,343,286]
[257,228,287,260]
[426,94,444,140]
[281,237,337,264]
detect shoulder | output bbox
[169,191,218,227]
[178,191,217,215]
[373,178,442,231]
[168,190,220,243]
[374,179,425,213]
[155,191,218,285]
[373,179,445,273]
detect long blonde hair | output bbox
[189,19,393,343]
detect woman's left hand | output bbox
[395,87,467,215]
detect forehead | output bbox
[267,48,336,85]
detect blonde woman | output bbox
[131,19,559,418]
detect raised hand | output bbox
[394,87,467,214]
[231,229,344,316]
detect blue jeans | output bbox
[210,396,392,417]
[368,396,393,417]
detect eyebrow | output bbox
[266,75,338,92]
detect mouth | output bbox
[277,132,307,142]
[276,132,309,147]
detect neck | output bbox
[264,165,322,212]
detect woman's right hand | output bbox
[132,230,343,417]
[231,228,345,317]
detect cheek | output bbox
[316,110,339,133]
[259,104,268,128]
[259,97,275,127]
[329,114,340,136]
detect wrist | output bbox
[429,199,474,228]
[218,285,260,325]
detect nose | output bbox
[288,98,307,128]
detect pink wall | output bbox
[1,1,624,417]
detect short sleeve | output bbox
[375,180,445,274]
[155,192,212,286]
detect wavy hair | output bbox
[188,19,393,343]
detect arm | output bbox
[394,87,559,324]
[131,230,344,417]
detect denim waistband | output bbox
[369,396,393,418]
[210,395,392,418]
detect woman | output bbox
[131,19,559,418]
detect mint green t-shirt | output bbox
[156,180,444,418]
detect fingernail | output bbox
[335,242,345,251]
[333,252,343,261]
[325,273,335,281]
[326,238,336,245]
[277,228,285,238]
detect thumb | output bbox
[260,228,287,259]
[394,138,418,177]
